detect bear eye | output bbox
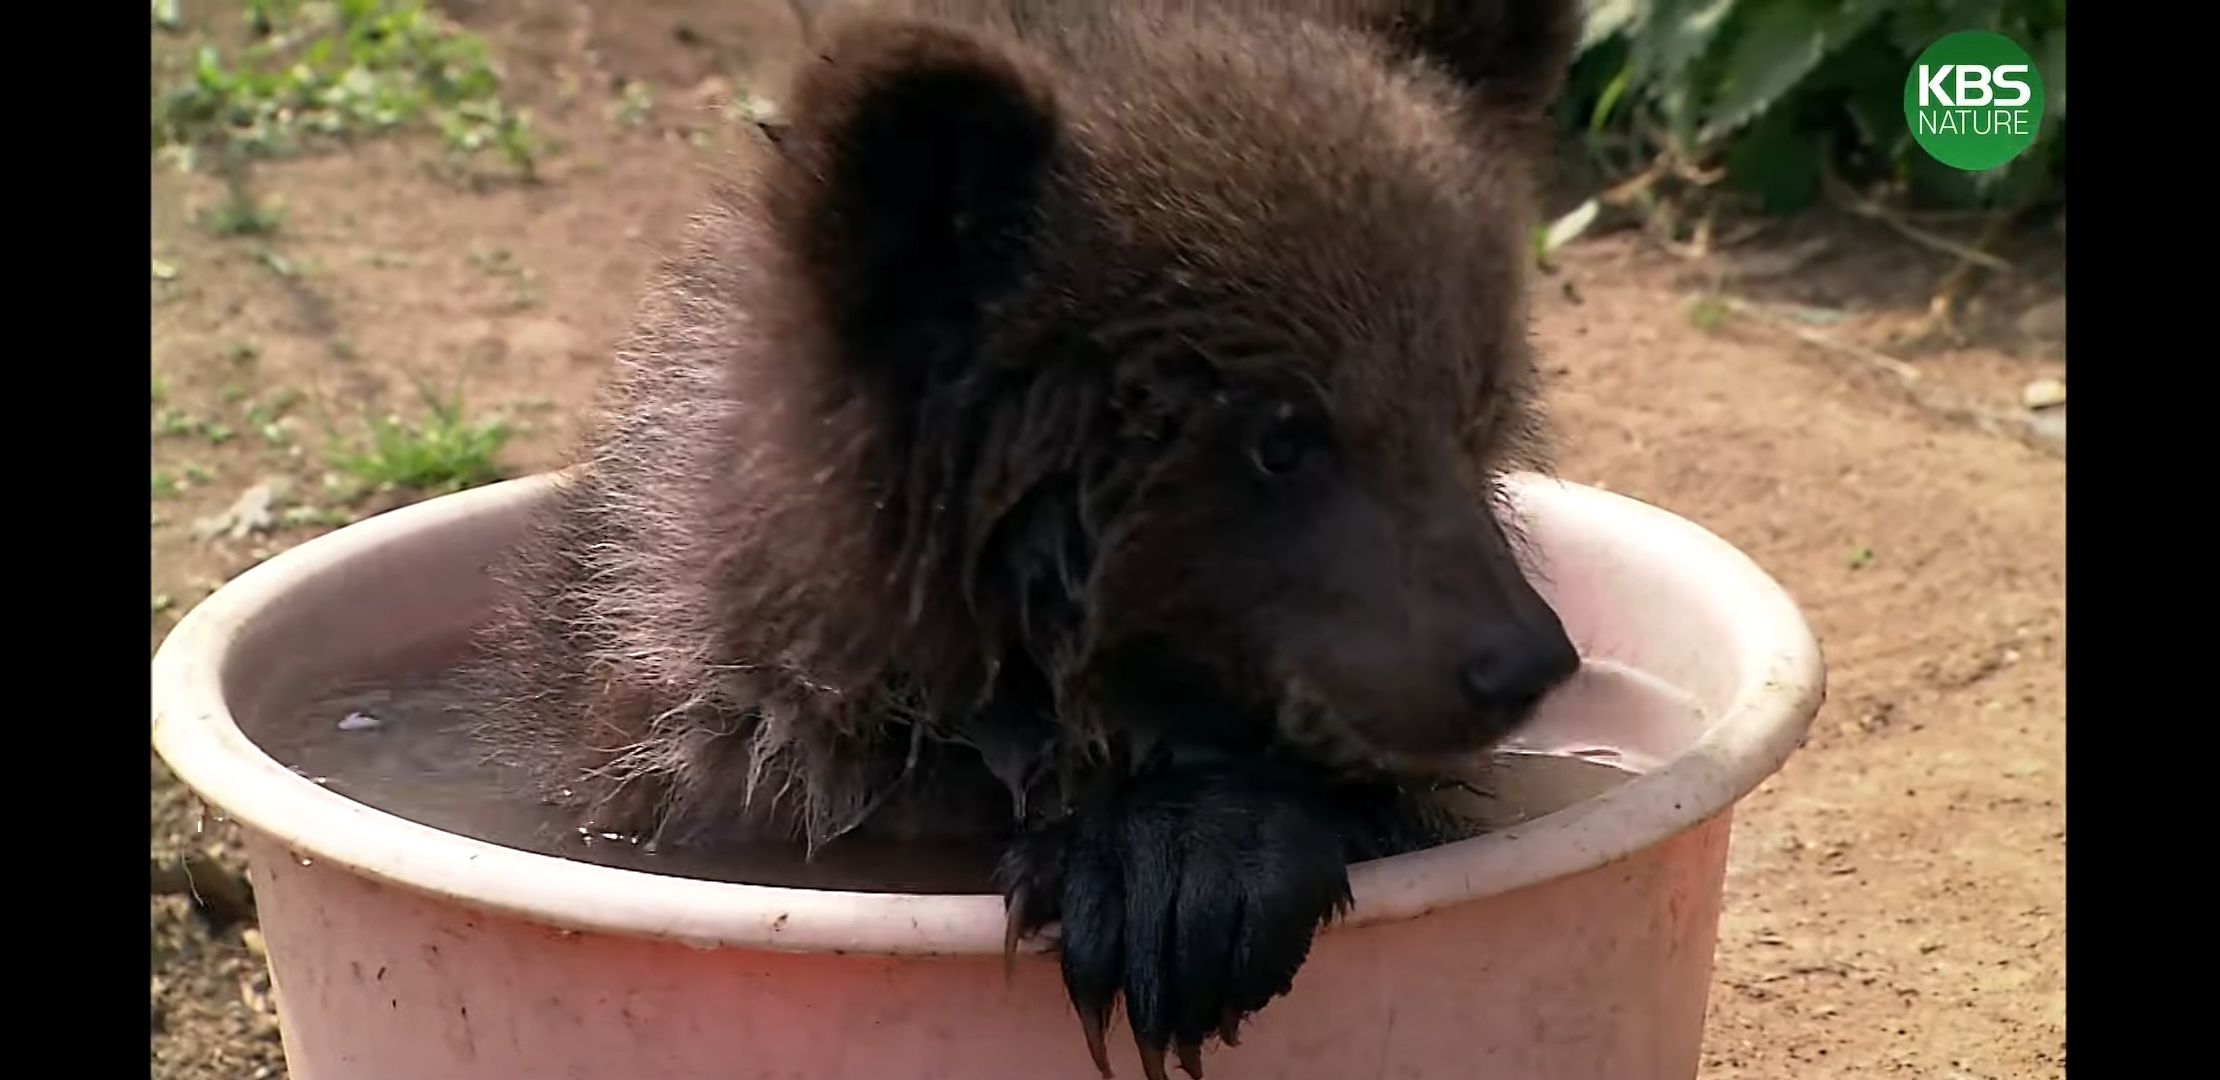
[1249,405,1322,477]
[1252,428,1305,475]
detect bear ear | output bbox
[763,16,1062,354]
[1377,0,1582,120]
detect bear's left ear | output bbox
[763,16,1062,358]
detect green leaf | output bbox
[1634,0,1745,151]
[1641,0,1745,80]
[1896,0,2013,53]
[1579,0,1641,54]
[1724,105,1824,214]
[1591,61,1633,134]
[1697,0,1889,148]
[2035,26,2064,120]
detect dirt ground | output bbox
[151,3,2065,1078]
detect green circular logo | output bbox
[1904,31,2045,172]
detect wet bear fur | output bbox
[462,1,1583,1075]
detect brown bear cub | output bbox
[463,1,1582,1077]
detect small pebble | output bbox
[2021,377,2066,410]
[337,711,382,732]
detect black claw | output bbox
[1002,884,1029,982]
[1135,1030,1172,1080]
[1081,1004,1115,1079]
[1174,1036,1205,1078]
[999,763,1372,1080]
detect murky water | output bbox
[257,661,1695,895]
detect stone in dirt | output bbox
[2020,378,2065,411]
[193,480,290,543]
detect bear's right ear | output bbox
[763,17,1062,360]
[1377,0,1581,121]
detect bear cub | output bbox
[463,2,1584,1077]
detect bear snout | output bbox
[1307,585,1582,767]
[1456,611,1581,721]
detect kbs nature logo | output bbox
[1904,30,2047,172]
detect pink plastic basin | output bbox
[150,470,1824,1080]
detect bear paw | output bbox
[997,764,1355,1080]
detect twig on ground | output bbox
[1598,160,1667,207]
[1639,123,1726,187]
[1599,146,1772,263]
[1724,298,2063,460]
[1822,162,2016,275]
[1921,205,2026,332]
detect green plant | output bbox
[610,80,657,128]
[330,382,513,496]
[198,190,285,236]
[1561,0,2065,213]
[152,0,540,177]
[1687,293,1732,330]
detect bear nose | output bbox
[1458,629,1581,715]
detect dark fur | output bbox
[463,2,1581,1076]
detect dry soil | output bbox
[150,4,2066,1078]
